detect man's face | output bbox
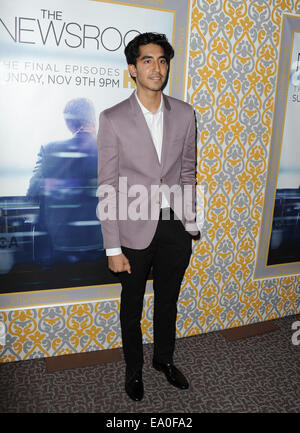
[128,43,169,93]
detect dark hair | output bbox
[124,32,174,66]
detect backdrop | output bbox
[1,0,300,363]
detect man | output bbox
[27,98,102,263]
[97,33,198,401]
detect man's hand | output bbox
[108,253,131,274]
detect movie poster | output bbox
[0,0,191,309]
[255,14,300,279]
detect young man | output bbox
[97,33,198,401]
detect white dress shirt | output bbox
[106,92,168,256]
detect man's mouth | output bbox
[149,75,162,81]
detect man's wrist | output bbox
[106,247,122,256]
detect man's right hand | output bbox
[108,253,131,274]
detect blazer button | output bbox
[160,178,163,183]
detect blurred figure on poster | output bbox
[27,97,103,265]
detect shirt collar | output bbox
[135,91,163,115]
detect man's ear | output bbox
[128,64,137,79]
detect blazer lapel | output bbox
[129,92,161,166]
[161,94,172,171]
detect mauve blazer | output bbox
[97,92,198,250]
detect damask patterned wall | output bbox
[186,0,300,333]
[1,0,300,363]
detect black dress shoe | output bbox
[125,371,144,401]
[152,360,189,389]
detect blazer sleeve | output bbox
[181,109,199,235]
[97,111,121,249]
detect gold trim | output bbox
[167,9,176,96]
[91,0,173,13]
[255,14,287,276]
[0,291,154,311]
[264,29,296,268]
[182,0,191,100]
[0,297,120,311]
[252,269,300,280]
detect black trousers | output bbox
[118,208,192,374]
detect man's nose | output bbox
[153,60,161,73]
